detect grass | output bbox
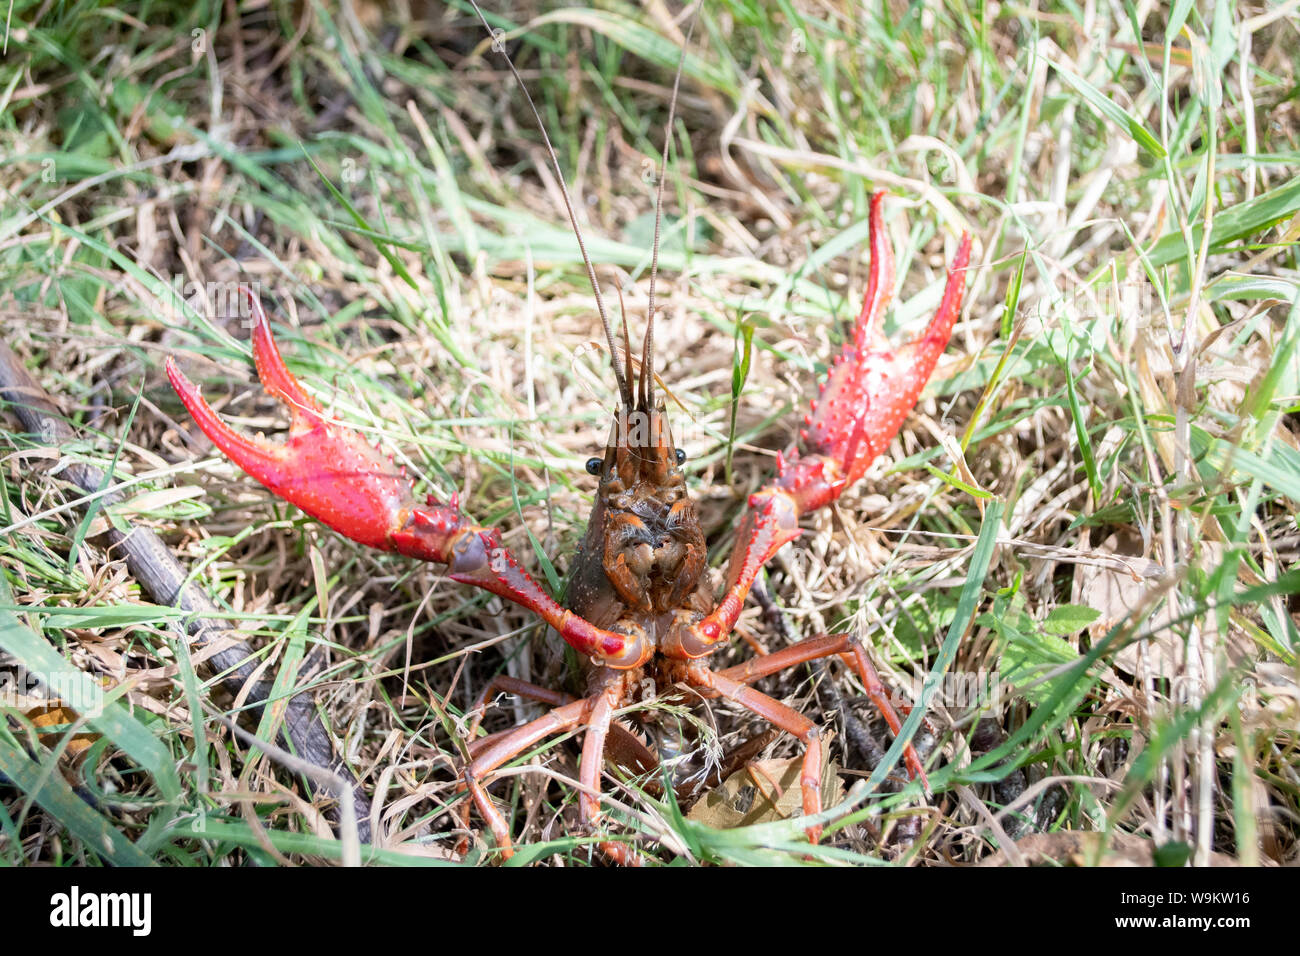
[1,0,1298,866]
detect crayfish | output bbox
[164,14,971,864]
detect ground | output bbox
[0,1,1298,866]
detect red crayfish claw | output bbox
[779,191,972,514]
[165,288,413,552]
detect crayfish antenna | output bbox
[642,11,697,410]
[640,307,655,409]
[466,0,634,410]
[616,282,635,412]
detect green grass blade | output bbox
[1049,59,1166,159]
[1145,174,1300,268]
[865,497,1005,791]
[0,579,181,803]
[0,736,154,866]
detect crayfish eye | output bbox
[675,448,686,466]
[585,457,603,476]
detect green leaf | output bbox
[726,317,756,486]
[8,604,188,629]
[1001,248,1027,341]
[1206,273,1299,303]
[924,463,993,499]
[731,321,755,398]
[1064,352,1102,501]
[1000,622,1081,706]
[109,80,189,145]
[254,604,312,745]
[1043,604,1102,636]
[1154,840,1192,867]
[182,818,455,866]
[980,589,1086,705]
[1145,175,1300,268]
[1191,424,1300,504]
[1240,290,1300,421]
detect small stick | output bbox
[210,712,360,866]
[0,339,372,844]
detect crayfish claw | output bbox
[852,190,897,352]
[167,291,414,552]
[789,194,971,510]
[243,288,324,421]
[166,357,288,476]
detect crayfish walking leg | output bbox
[460,676,647,864]
[716,633,930,784]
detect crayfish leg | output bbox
[714,633,930,788]
[688,665,828,843]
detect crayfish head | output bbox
[585,403,707,618]
[599,404,682,493]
